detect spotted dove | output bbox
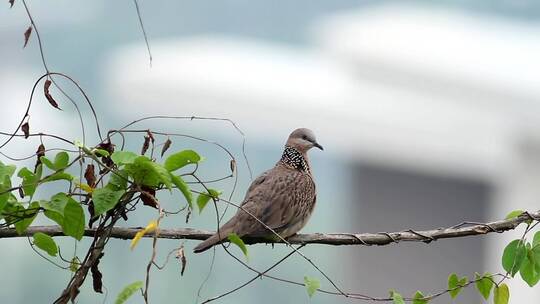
[193,128,323,253]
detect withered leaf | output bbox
[140,186,157,208]
[97,141,115,154]
[88,200,97,228]
[21,121,29,139]
[18,187,24,198]
[176,246,187,276]
[141,135,150,155]
[84,164,96,188]
[23,25,31,48]
[34,144,45,172]
[161,138,172,157]
[44,79,60,110]
[146,130,155,143]
[90,252,104,293]
[230,159,236,174]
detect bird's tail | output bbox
[193,229,232,253]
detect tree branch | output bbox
[2,211,538,246]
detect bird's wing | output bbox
[235,167,315,237]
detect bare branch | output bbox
[1,210,537,246]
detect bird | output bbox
[193,128,323,253]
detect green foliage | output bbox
[109,169,128,190]
[164,150,202,172]
[124,156,171,189]
[42,152,69,170]
[111,151,138,165]
[303,276,320,298]
[17,165,42,197]
[389,290,404,304]
[170,174,192,208]
[115,281,143,304]
[412,291,428,304]
[493,283,509,304]
[12,201,40,234]
[505,209,532,225]
[228,233,248,260]
[41,193,85,240]
[63,197,85,240]
[92,186,125,216]
[502,239,527,277]
[196,189,221,213]
[33,232,58,256]
[519,242,540,287]
[447,273,468,299]
[474,272,493,300]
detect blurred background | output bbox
[1,1,540,303]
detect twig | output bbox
[2,210,537,245]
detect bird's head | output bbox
[286,128,323,153]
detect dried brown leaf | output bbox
[161,138,172,157]
[34,144,45,172]
[23,25,31,48]
[44,79,60,110]
[146,130,155,143]
[176,246,187,276]
[88,200,97,228]
[21,122,29,139]
[18,187,24,198]
[230,159,236,174]
[140,186,158,208]
[84,164,96,188]
[141,135,150,155]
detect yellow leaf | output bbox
[130,220,158,250]
[75,182,93,193]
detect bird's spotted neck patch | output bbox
[280,146,309,173]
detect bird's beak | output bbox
[313,142,324,150]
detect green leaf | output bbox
[41,193,69,214]
[125,156,171,189]
[505,210,524,220]
[196,189,221,214]
[115,281,143,304]
[53,152,69,170]
[39,156,55,170]
[17,166,41,197]
[33,232,58,256]
[228,233,248,259]
[505,209,532,225]
[62,197,85,240]
[170,174,192,208]
[502,239,527,276]
[42,171,73,183]
[69,256,80,272]
[448,273,467,299]
[519,245,540,287]
[0,161,16,180]
[304,276,320,298]
[14,201,40,234]
[111,151,138,165]
[412,291,428,304]
[92,186,125,216]
[164,150,202,172]
[533,231,540,248]
[475,272,493,300]
[109,169,128,190]
[389,290,405,304]
[93,148,110,157]
[493,283,509,304]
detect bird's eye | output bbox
[302,135,308,140]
